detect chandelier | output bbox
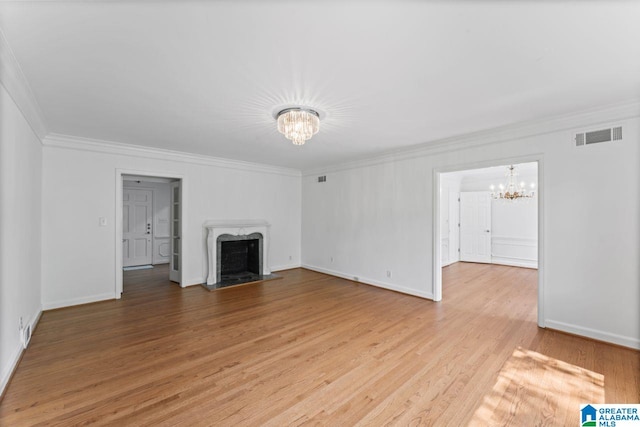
[276,108,320,145]
[490,165,535,201]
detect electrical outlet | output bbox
[330,256,334,263]
[386,270,392,278]
[98,217,107,226]
[289,255,292,261]
[19,316,23,330]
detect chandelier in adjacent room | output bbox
[490,165,535,201]
[276,108,320,145]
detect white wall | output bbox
[302,113,640,349]
[123,181,171,265]
[489,198,538,268]
[41,142,301,309]
[302,161,434,298]
[0,84,42,394]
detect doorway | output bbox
[115,170,185,298]
[433,158,544,327]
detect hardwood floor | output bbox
[1,263,638,425]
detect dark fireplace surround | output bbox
[216,233,263,286]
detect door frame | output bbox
[115,169,186,298]
[432,154,545,328]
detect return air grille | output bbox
[612,126,623,141]
[574,125,622,147]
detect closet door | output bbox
[460,192,492,263]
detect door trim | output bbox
[115,169,186,298]
[432,155,545,328]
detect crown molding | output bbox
[302,99,640,176]
[0,27,48,140]
[43,133,301,177]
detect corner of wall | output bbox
[0,27,48,140]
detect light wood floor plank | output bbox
[1,263,638,425]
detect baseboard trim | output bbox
[182,278,205,288]
[43,293,114,310]
[0,341,23,400]
[545,319,640,350]
[302,264,433,300]
[1,308,42,399]
[491,256,538,269]
[271,263,302,272]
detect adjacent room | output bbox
[1,1,638,425]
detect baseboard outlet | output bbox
[43,293,114,310]
[491,256,538,269]
[545,319,640,350]
[302,264,433,300]
[1,308,42,398]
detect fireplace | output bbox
[217,233,263,285]
[204,220,272,288]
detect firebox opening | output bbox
[214,232,265,288]
[220,239,260,277]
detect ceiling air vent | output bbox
[574,125,622,147]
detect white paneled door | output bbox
[123,189,153,267]
[460,191,492,263]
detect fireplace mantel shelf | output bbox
[204,219,270,229]
[204,220,271,285]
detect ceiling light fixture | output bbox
[490,165,535,201]
[276,108,320,146]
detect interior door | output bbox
[123,189,153,267]
[169,181,181,283]
[460,191,492,263]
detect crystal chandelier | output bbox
[490,165,535,201]
[276,108,320,145]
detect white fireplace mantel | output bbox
[204,219,271,285]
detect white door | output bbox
[460,191,492,263]
[169,181,181,283]
[123,189,153,267]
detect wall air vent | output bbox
[574,125,622,147]
[23,324,31,349]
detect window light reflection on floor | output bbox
[470,347,604,426]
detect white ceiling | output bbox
[1,1,639,170]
